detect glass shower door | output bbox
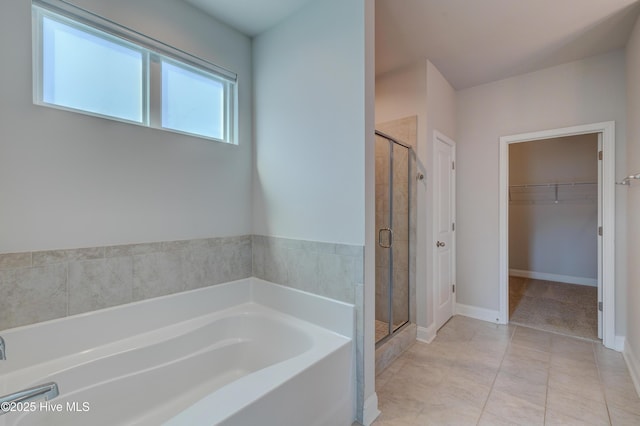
[391,141,410,333]
[375,135,392,343]
[375,133,410,344]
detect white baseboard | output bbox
[615,335,626,352]
[362,392,381,426]
[509,269,597,287]
[623,341,640,398]
[455,303,502,324]
[417,324,436,343]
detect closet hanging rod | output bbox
[509,181,596,188]
[617,173,640,186]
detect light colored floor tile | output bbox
[545,388,610,425]
[478,410,521,426]
[430,372,493,409]
[505,342,551,364]
[550,334,596,364]
[595,345,629,373]
[500,346,550,385]
[374,318,640,426]
[483,389,545,425]
[374,391,424,425]
[544,407,609,426]
[609,404,640,426]
[416,403,482,425]
[511,325,553,352]
[548,369,606,404]
[492,370,547,407]
[604,385,640,416]
[550,353,600,380]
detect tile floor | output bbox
[372,316,640,425]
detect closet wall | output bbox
[509,134,598,285]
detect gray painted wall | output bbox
[509,135,598,282]
[456,50,627,335]
[0,0,253,253]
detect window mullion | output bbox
[148,54,161,128]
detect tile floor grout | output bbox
[476,323,515,424]
[594,341,614,425]
[372,316,640,425]
[542,329,550,426]
[509,320,600,343]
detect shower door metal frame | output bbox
[375,130,412,346]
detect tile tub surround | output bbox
[252,235,364,303]
[252,234,366,422]
[1,234,366,423]
[0,236,252,330]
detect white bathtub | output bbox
[0,278,355,426]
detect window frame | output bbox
[32,0,238,144]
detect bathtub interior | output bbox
[0,278,355,426]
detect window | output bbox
[40,15,145,123]
[32,0,237,144]
[161,60,226,141]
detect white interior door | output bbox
[434,132,456,330]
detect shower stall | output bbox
[375,129,415,345]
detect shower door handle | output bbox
[378,228,393,248]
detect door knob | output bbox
[436,241,446,248]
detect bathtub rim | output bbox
[0,277,355,375]
[3,302,352,426]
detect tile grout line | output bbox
[543,330,551,425]
[475,324,517,424]
[509,321,600,344]
[593,341,614,425]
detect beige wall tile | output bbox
[68,257,133,315]
[0,252,32,270]
[0,264,66,329]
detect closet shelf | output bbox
[509,181,597,204]
[509,181,596,188]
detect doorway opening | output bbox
[499,122,616,348]
[508,134,599,340]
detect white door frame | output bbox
[433,130,456,329]
[499,121,616,349]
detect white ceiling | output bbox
[183,0,312,37]
[183,0,640,89]
[376,0,640,89]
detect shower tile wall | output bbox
[0,235,252,330]
[375,116,418,330]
